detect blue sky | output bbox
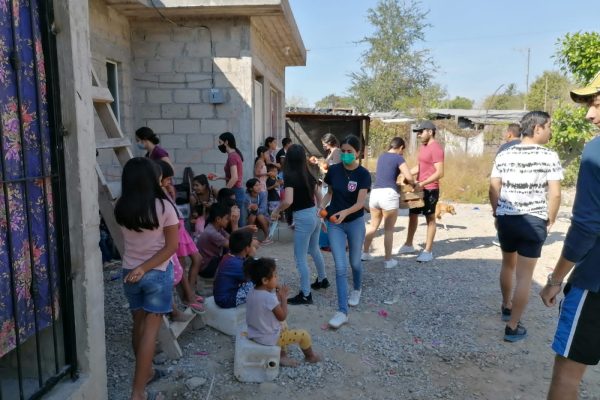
[286,0,599,107]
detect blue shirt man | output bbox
[540,71,600,400]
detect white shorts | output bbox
[369,188,400,211]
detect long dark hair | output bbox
[219,131,244,161]
[282,144,314,201]
[114,157,171,231]
[135,127,160,144]
[193,174,209,188]
[255,146,268,164]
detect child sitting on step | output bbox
[244,258,321,367]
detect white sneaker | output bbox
[384,259,398,269]
[416,251,433,263]
[348,289,362,306]
[397,245,420,254]
[328,311,348,328]
[361,252,374,261]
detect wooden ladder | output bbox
[92,67,201,359]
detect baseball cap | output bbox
[570,71,600,103]
[412,120,436,132]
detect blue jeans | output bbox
[293,207,327,296]
[328,216,365,314]
[233,187,247,226]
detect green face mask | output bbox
[341,153,356,165]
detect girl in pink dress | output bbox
[156,161,204,314]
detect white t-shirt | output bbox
[245,288,281,346]
[491,144,563,220]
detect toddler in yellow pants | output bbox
[245,258,321,366]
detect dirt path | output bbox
[105,202,600,400]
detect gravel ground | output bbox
[104,201,600,400]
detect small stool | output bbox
[202,296,246,336]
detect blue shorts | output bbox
[123,262,174,314]
[496,214,547,258]
[552,284,600,365]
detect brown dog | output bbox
[435,202,456,230]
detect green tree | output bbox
[314,94,354,109]
[392,83,447,114]
[445,96,474,109]
[483,83,524,110]
[555,32,600,84]
[526,71,572,113]
[549,31,600,186]
[349,0,436,112]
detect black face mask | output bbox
[218,144,227,153]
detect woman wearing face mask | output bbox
[210,132,246,226]
[319,135,371,329]
[135,127,173,166]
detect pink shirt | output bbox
[225,151,243,188]
[121,198,179,271]
[417,140,444,190]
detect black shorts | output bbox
[496,214,547,258]
[552,284,600,365]
[409,189,439,216]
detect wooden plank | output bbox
[96,137,131,149]
[94,102,123,138]
[170,309,196,338]
[97,177,124,256]
[91,86,113,104]
[157,316,183,359]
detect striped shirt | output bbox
[491,144,563,220]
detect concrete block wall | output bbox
[131,18,254,183]
[250,23,286,146]
[89,0,134,183]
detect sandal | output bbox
[187,302,205,314]
[147,368,167,385]
[195,295,204,303]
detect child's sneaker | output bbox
[288,291,313,305]
[311,277,330,290]
[397,245,419,254]
[504,323,527,342]
[384,259,398,269]
[361,252,374,261]
[416,251,433,263]
[348,290,362,306]
[328,312,348,328]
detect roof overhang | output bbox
[104,0,306,66]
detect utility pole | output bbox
[524,48,530,110]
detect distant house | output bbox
[0,1,305,399]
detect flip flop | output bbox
[147,369,167,385]
[195,295,204,303]
[187,302,205,314]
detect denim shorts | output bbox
[123,262,173,314]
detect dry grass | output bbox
[364,153,494,204]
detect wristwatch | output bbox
[546,273,563,287]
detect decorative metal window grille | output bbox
[0,0,77,399]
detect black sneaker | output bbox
[504,323,527,342]
[311,277,330,290]
[288,291,313,305]
[501,306,511,322]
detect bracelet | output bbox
[546,273,563,287]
